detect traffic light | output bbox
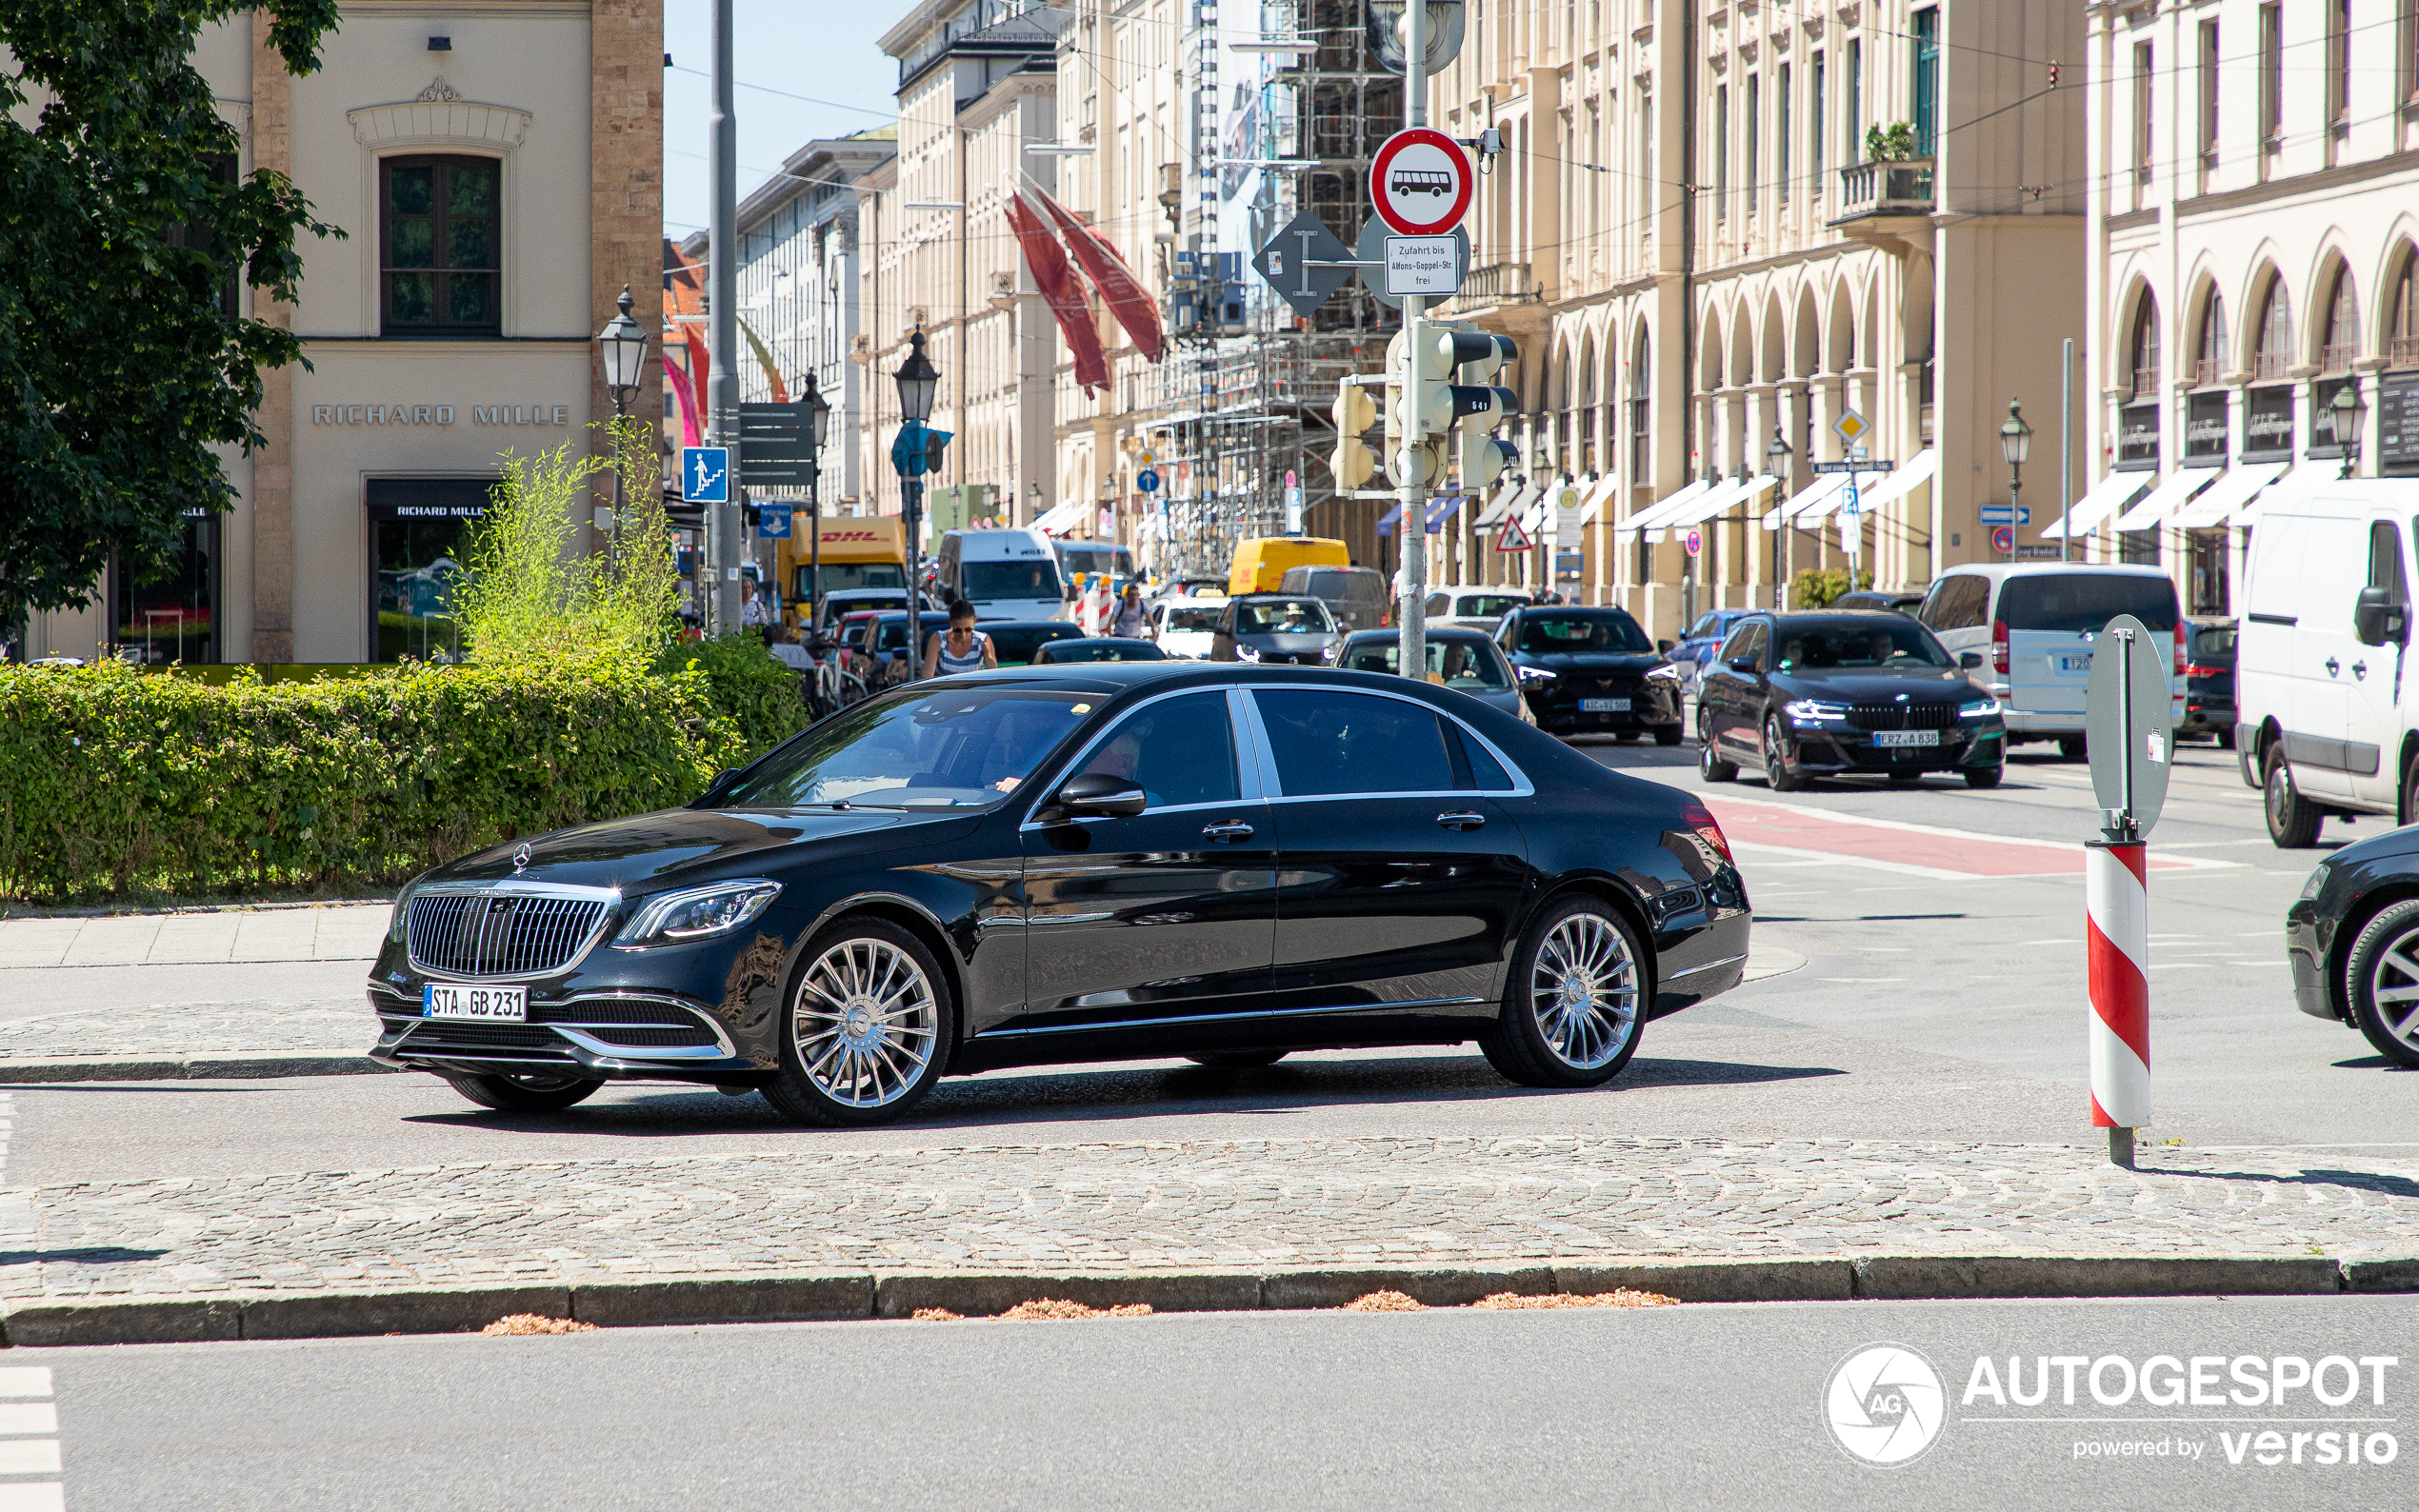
[1383,328,1448,488]
[1440,328,1517,489]
[1330,384,1378,489]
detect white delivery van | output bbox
[2234,482,2417,847]
[1915,563,2183,758]
[934,527,1069,622]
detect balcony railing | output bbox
[2251,351,2290,381]
[2391,334,2419,368]
[2132,368,2161,398]
[2320,342,2360,375]
[1830,157,1935,223]
[1439,262,1540,310]
[2193,358,2227,388]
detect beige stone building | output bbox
[22,3,663,666]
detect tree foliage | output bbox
[0,2,343,624]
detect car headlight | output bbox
[613,879,783,946]
[388,883,420,944]
[1783,700,1847,723]
[1233,644,1261,663]
[1321,644,1339,663]
[1959,698,2001,718]
[2299,863,2331,902]
[1515,664,1556,686]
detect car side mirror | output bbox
[1727,655,1760,674]
[1050,772,1147,821]
[1959,650,1984,669]
[697,768,742,806]
[1657,639,1674,653]
[2354,587,2409,647]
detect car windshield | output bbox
[1237,599,1336,635]
[963,560,1064,601]
[1456,593,1528,620]
[983,623,1080,666]
[1996,573,2179,633]
[796,563,905,600]
[1161,606,1221,633]
[1341,638,1512,689]
[1515,611,1652,654]
[723,687,1095,809]
[1043,640,1166,663]
[872,613,950,652]
[1059,545,1133,578]
[1772,620,1954,670]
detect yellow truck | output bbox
[777,515,908,627]
[1227,535,1350,596]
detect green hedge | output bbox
[0,641,806,903]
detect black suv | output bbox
[1494,605,1682,743]
[2180,617,2236,748]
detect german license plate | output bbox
[1873,729,1941,748]
[424,983,527,1021]
[1580,698,1630,712]
[2057,653,2092,673]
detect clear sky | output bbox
[661,0,901,242]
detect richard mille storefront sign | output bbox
[311,402,572,427]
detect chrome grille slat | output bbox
[407,891,610,979]
[1846,702,1957,732]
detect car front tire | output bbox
[1651,723,1683,746]
[442,1071,602,1113]
[2264,749,2323,848]
[1763,715,1806,792]
[1964,765,2005,789]
[1480,897,1647,1088]
[763,916,954,1126]
[2343,899,2419,1068]
[1699,715,1738,782]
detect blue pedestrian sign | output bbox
[1136,468,1161,493]
[1840,484,1861,516]
[757,507,792,539]
[1979,506,2031,526]
[682,447,730,503]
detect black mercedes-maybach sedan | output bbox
[370,664,1751,1124]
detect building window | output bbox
[2119,292,2162,471]
[110,513,219,666]
[1847,40,1863,158]
[1911,8,1940,156]
[2132,44,2155,209]
[1746,74,1760,215]
[2390,249,2419,368]
[1811,52,1827,184]
[1629,328,1650,482]
[2259,4,2285,159]
[2198,21,2221,192]
[1778,63,1793,201]
[2329,0,2352,149]
[2253,275,2293,381]
[1714,85,1729,219]
[2321,267,2360,374]
[2195,293,2229,387]
[2129,293,2161,399]
[2403,0,2419,108]
[381,155,500,335]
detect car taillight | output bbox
[2173,620,2187,677]
[1682,801,1733,864]
[2186,664,2222,679]
[1991,619,2009,676]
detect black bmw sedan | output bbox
[2285,831,2419,1067]
[369,665,1751,1124]
[1493,605,1683,743]
[1697,611,2006,790]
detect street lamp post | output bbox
[594,286,650,556]
[892,329,941,679]
[800,368,834,629]
[2332,381,2368,480]
[2000,398,2033,561]
[1766,425,1793,609]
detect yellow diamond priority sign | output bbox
[1831,408,1870,447]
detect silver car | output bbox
[1335,627,1530,723]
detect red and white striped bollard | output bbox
[2086,839,2150,1168]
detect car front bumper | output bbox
[1528,684,1681,732]
[1782,722,2004,774]
[2284,896,2340,1023]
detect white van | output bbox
[2234,482,2418,846]
[934,527,1069,622]
[1915,563,2183,758]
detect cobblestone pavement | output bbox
[5,1136,2414,1303]
[0,1003,372,1060]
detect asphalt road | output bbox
[25,1295,2414,1511]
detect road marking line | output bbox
[0,1442,59,1476]
[0,1407,55,1437]
[0,1487,65,1512]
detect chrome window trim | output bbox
[1016,684,1260,832]
[404,882,624,982]
[1240,683,1538,799]
[1663,953,1747,982]
[972,994,1490,1039]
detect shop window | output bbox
[381,155,500,335]
[369,478,497,662]
[111,512,219,665]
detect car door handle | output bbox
[2354,661,2369,680]
[1201,821,1255,843]
[2326,657,2342,677]
[1437,811,1487,831]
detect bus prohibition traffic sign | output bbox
[1369,129,1473,238]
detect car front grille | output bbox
[1846,702,1957,731]
[407,891,610,979]
[578,1025,722,1048]
[393,1022,579,1064]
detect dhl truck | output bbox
[777,516,908,629]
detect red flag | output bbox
[1030,186,1164,364]
[1006,193,1110,394]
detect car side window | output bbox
[1251,689,1458,796]
[1717,621,1764,666]
[1496,613,1518,649]
[1072,692,1240,810]
[1919,574,1988,630]
[1426,591,1449,615]
[1447,725,1515,791]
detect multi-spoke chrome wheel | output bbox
[2347,900,2419,1068]
[792,937,939,1107]
[1529,912,1639,1070]
[1480,900,1649,1088]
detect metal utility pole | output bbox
[707,0,742,635]
[1394,0,1431,684]
[2060,338,2074,564]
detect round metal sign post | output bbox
[1369,128,1473,237]
[2081,613,2173,1170]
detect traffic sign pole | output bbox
[1392,0,1436,687]
[707,0,742,637]
[2082,615,2174,1168]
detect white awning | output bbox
[1856,449,1939,513]
[1573,474,1623,527]
[1032,499,1087,536]
[2238,459,2347,527]
[1615,477,1713,539]
[1475,482,1533,528]
[2109,467,2226,532]
[1766,471,1850,528]
[2040,470,2151,540]
[1649,474,1779,542]
[2168,463,2286,528]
